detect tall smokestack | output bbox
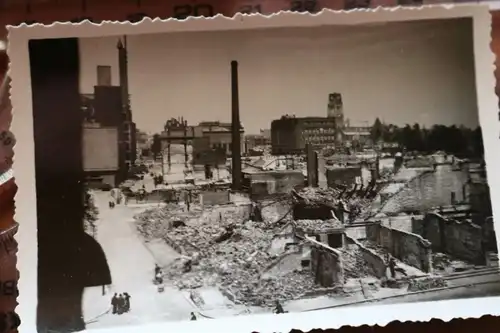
[231,60,242,191]
[117,36,130,121]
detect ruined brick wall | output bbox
[216,204,252,221]
[200,190,230,206]
[414,213,485,264]
[326,167,361,187]
[310,245,344,287]
[366,224,432,272]
[345,236,386,278]
[249,172,304,199]
[380,166,467,214]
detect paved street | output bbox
[82,191,196,328]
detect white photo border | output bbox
[8,4,500,333]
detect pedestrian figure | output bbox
[111,293,118,314]
[123,292,131,312]
[117,294,125,315]
[274,300,284,314]
[190,312,197,321]
[155,272,163,284]
[389,256,396,279]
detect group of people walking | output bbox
[111,293,131,315]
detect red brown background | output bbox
[0,1,500,333]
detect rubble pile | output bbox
[432,253,452,271]
[135,204,203,240]
[341,248,374,279]
[241,270,318,305]
[137,201,325,305]
[298,187,341,207]
[260,199,293,225]
[295,219,344,233]
[296,187,377,222]
[407,277,447,292]
[360,241,389,258]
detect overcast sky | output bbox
[79,18,478,135]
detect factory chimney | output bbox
[231,60,242,191]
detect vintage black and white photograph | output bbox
[11,5,500,333]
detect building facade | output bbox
[195,121,244,156]
[271,116,337,155]
[79,36,137,186]
[271,93,376,155]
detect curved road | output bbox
[82,191,196,328]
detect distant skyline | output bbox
[78,18,478,134]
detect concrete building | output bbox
[242,169,305,199]
[79,36,137,185]
[82,122,121,187]
[195,121,244,156]
[271,116,338,155]
[244,133,270,152]
[271,93,373,155]
[343,125,372,148]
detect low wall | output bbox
[413,213,485,264]
[200,190,230,206]
[366,223,432,272]
[345,236,387,279]
[326,167,362,187]
[307,236,344,287]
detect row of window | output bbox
[302,128,336,135]
[304,135,336,143]
[212,143,231,152]
[302,122,336,128]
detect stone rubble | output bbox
[135,200,322,306]
[295,219,344,233]
[134,185,445,306]
[407,277,447,292]
[341,247,374,279]
[297,187,374,221]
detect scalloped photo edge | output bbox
[8,4,500,333]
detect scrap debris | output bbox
[133,184,463,307]
[407,277,447,292]
[135,200,323,305]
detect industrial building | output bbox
[271,93,371,155]
[80,36,137,186]
[271,116,338,155]
[195,121,245,156]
